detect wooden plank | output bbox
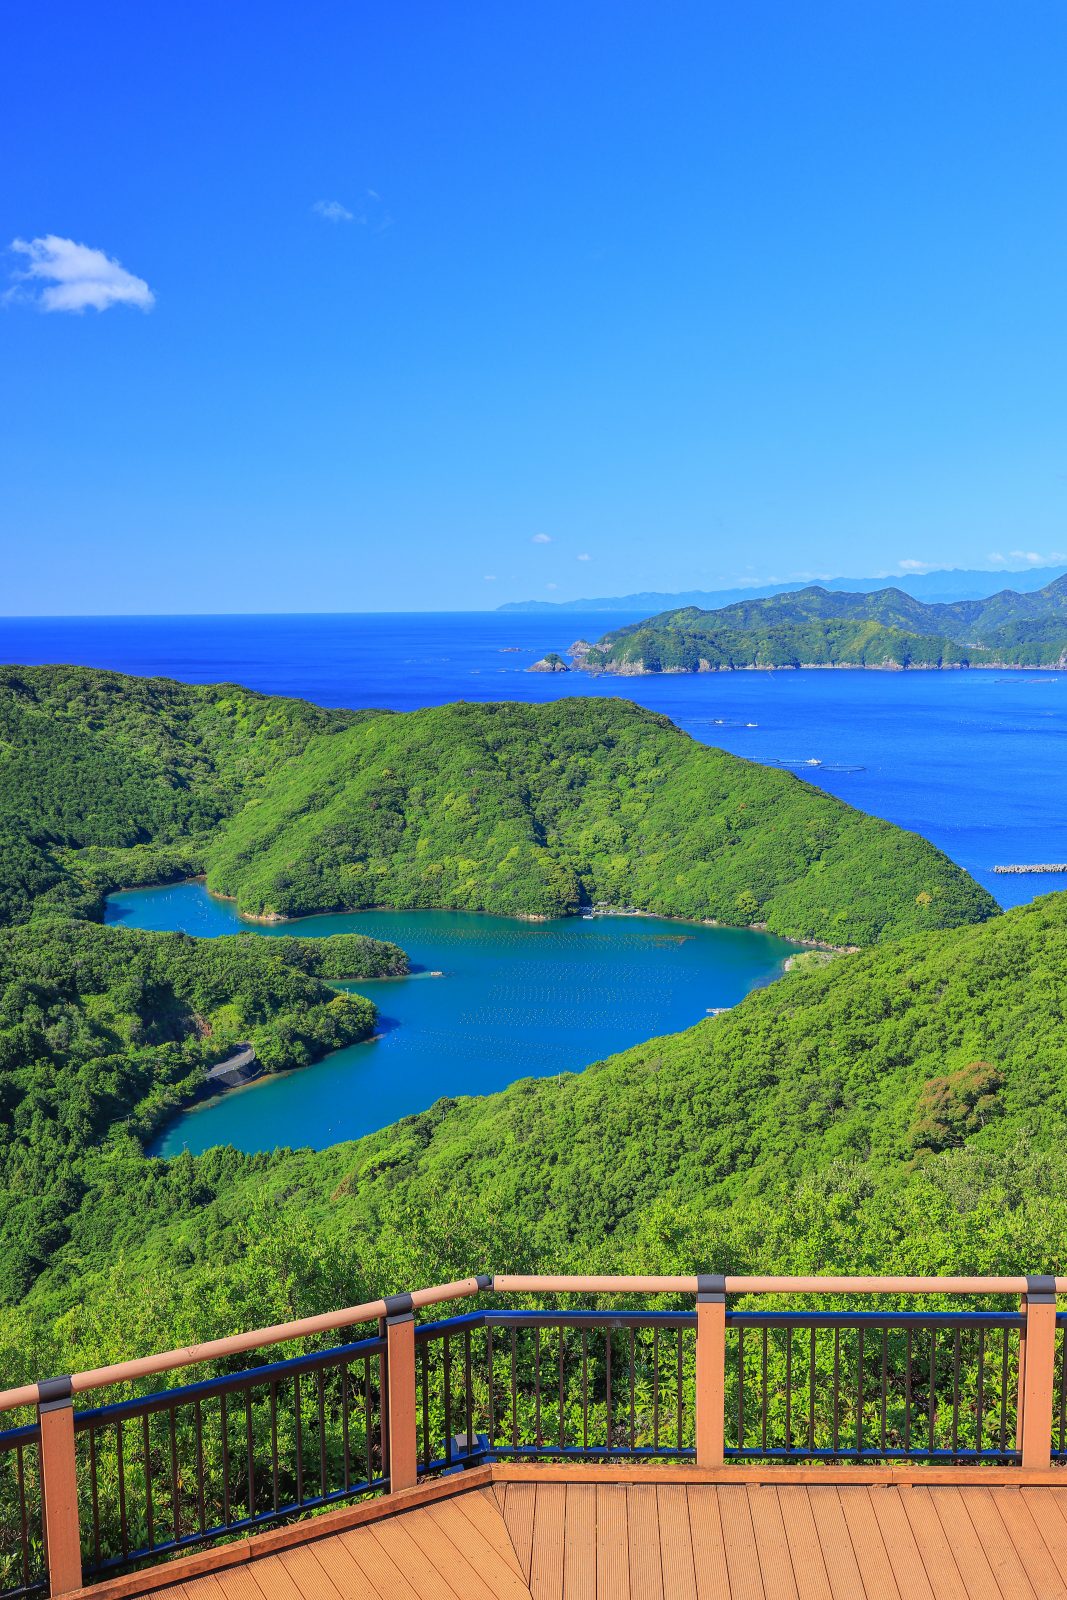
[686,1486,730,1600]
[955,1489,1039,1600]
[196,1569,269,1600]
[339,1528,421,1600]
[657,1485,698,1600]
[181,1580,228,1600]
[627,1486,665,1600]
[805,1488,865,1600]
[746,1486,799,1600]
[368,1519,460,1600]
[894,1487,969,1600]
[562,1485,597,1600]
[400,1505,501,1600]
[501,1485,537,1584]
[529,1485,565,1600]
[307,1536,385,1598]
[489,1463,1067,1487]
[425,1498,532,1599]
[865,1488,935,1600]
[926,1487,1003,1600]
[987,1488,1067,1597]
[452,1489,529,1580]
[278,1545,347,1600]
[774,1488,832,1600]
[1019,1488,1067,1571]
[595,1485,630,1600]
[835,1487,900,1600]
[717,1483,766,1600]
[244,1555,307,1600]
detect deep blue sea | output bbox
[4,610,1066,908]
[8,608,1065,1155]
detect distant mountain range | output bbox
[498,565,1067,613]
[578,574,1067,673]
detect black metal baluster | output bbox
[341,1365,351,1491]
[1058,1330,1067,1455]
[927,1330,937,1454]
[270,1382,279,1512]
[832,1328,841,1455]
[16,1446,30,1588]
[487,1326,496,1449]
[737,1326,745,1450]
[761,1328,768,1455]
[511,1330,518,1451]
[582,1330,589,1451]
[559,1328,566,1452]
[169,1407,180,1543]
[629,1329,636,1451]
[534,1327,542,1450]
[89,1428,102,1567]
[951,1329,961,1458]
[244,1391,254,1520]
[785,1328,793,1455]
[653,1327,660,1452]
[904,1329,913,1455]
[676,1327,683,1452]
[444,1335,453,1464]
[808,1327,816,1455]
[117,1418,130,1559]
[420,1345,430,1469]
[317,1370,327,1500]
[1000,1328,1009,1455]
[856,1327,864,1456]
[976,1329,985,1456]
[605,1327,612,1452]
[464,1329,474,1453]
[219,1393,230,1532]
[365,1358,375,1485]
[879,1332,888,1456]
[294,1375,304,1505]
[193,1402,205,1534]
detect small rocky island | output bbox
[527,652,569,673]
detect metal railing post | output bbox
[384,1296,418,1492]
[695,1274,726,1467]
[1017,1275,1057,1469]
[37,1377,82,1597]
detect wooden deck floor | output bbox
[112,1472,1067,1600]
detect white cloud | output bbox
[988,552,1006,564]
[546,582,558,590]
[577,552,591,561]
[483,574,497,581]
[897,558,936,573]
[1008,549,1066,565]
[8,235,154,313]
[312,200,354,223]
[531,533,552,544]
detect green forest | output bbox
[583,574,1067,671]
[0,663,1062,1395]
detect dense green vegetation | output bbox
[204,698,994,945]
[4,892,1066,1390]
[584,576,1067,671]
[0,665,368,923]
[0,918,395,1304]
[0,658,1058,1406]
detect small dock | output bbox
[992,863,1067,874]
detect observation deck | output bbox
[2,1274,1065,1598]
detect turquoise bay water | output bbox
[106,883,798,1157]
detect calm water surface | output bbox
[108,882,797,1157]
[5,611,1066,907]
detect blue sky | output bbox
[3,1,1067,613]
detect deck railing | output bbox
[0,1274,1063,1596]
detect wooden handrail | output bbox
[2,1272,1062,1416]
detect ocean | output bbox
[4,610,1066,908]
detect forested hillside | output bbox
[584,576,1067,671]
[203,698,993,944]
[5,893,1066,1388]
[0,919,401,1302]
